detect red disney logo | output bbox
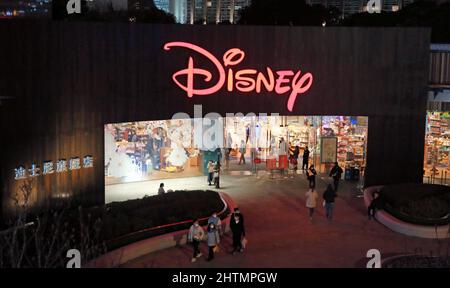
[163,41,313,112]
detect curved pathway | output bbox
[122,173,444,268]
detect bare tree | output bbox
[0,179,105,268]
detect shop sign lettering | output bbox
[164,42,314,112]
[14,156,94,180]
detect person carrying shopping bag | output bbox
[305,188,319,221]
[206,223,220,261]
[188,219,205,262]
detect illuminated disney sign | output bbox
[163,42,313,112]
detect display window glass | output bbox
[105,119,202,185]
[320,116,368,170]
[424,111,450,181]
[104,115,369,186]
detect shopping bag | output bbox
[213,245,220,253]
[322,200,326,207]
[241,237,248,249]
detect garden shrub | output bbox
[381,183,450,225]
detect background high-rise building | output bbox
[128,0,156,12]
[187,0,250,24]
[307,0,416,18]
[154,0,169,11]
[154,0,187,23]
[0,0,51,18]
[87,0,128,12]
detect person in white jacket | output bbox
[305,188,319,221]
[188,219,205,262]
[279,137,287,156]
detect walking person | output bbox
[229,207,245,254]
[245,125,250,143]
[289,142,296,161]
[208,212,223,235]
[279,137,288,177]
[329,162,343,192]
[279,137,287,157]
[206,223,220,261]
[239,140,246,164]
[207,160,214,186]
[213,161,221,189]
[188,219,204,262]
[289,145,300,175]
[323,184,337,220]
[368,191,383,220]
[305,188,319,221]
[225,148,231,170]
[302,146,310,170]
[293,145,300,162]
[306,165,317,188]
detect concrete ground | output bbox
[116,168,447,268]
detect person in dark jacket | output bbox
[306,165,317,188]
[323,184,337,220]
[290,145,300,174]
[229,208,245,254]
[293,145,300,160]
[207,160,214,186]
[368,191,383,220]
[213,161,221,189]
[302,146,310,170]
[329,162,343,192]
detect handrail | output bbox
[0,222,34,236]
[105,193,229,247]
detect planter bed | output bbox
[364,185,450,239]
[382,254,450,268]
[0,190,228,267]
[380,183,450,226]
[104,190,229,250]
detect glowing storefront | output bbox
[0,22,430,212]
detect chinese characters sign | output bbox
[14,156,94,180]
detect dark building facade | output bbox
[0,21,430,214]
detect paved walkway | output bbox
[121,172,446,268]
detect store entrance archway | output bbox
[223,115,368,182]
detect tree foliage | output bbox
[239,0,450,43]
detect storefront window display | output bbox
[104,115,369,185]
[105,119,202,184]
[222,115,368,178]
[424,111,450,181]
[320,116,368,171]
